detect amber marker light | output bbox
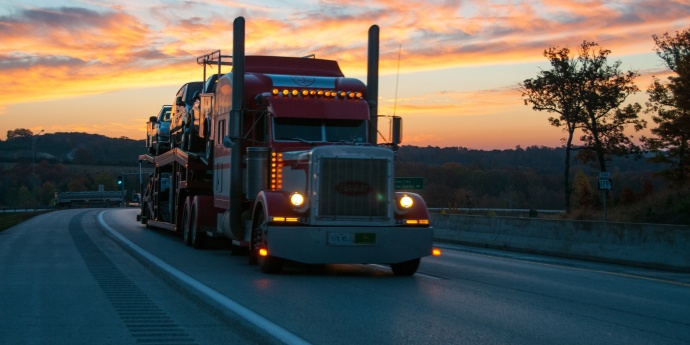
[259,248,269,257]
[432,248,442,256]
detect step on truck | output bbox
[137,17,435,275]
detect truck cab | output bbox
[146,105,172,155]
[138,18,434,275]
[209,55,432,274]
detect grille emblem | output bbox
[336,180,371,196]
[292,76,316,86]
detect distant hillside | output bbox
[0,132,146,166]
[2,134,679,222]
[394,145,666,212]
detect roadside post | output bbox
[598,172,612,221]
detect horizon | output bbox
[1,1,688,150]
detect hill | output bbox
[2,134,684,224]
[0,132,145,166]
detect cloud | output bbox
[380,87,523,118]
[0,0,687,118]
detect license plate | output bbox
[328,232,376,245]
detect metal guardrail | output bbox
[428,208,566,214]
[0,207,54,213]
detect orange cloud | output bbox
[0,1,687,147]
[379,87,523,118]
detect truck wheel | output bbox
[390,258,420,276]
[190,200,205,249]
[252,212,283,274]
[182,198,192,246]
[205,139,213,161]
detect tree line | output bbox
[0,132,144,208]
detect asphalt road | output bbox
[1,208,689,345]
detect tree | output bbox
[642,29,690,184]
[520,46,585,213]
[576,41,646,172]
[7,128,33,140]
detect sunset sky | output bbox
[0,0,688,149]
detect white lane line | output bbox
[97,211,312,345]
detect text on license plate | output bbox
[328,232,376,245]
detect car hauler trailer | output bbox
[138,17,434,274]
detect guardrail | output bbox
[0,207,54,213]
[431,213,690,272]
[428,208,566,215]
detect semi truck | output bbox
[137,17,434,274]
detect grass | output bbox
[0,212,49,232]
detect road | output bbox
[1,208,689,345]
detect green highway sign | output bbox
[395,177,424,191]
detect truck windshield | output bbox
[274,118,367,143]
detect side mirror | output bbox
[391,116,402,145]
[175,96,184,106]
[149,116,157,123]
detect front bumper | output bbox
[265,225,433,264]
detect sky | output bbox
[0,0,688,150]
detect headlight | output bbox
[290,192,304,207]
[400,194,413,209]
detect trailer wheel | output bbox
[190,199,205,249]
[252,212,283,274]
[390,258,421,276]
[205,139,213,161]
[182,198,192,246]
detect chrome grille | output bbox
[318,157,389,218]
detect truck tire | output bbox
[190,198,205,249]
[252,211,283,274]
[205,139,213,161]
[182,198,192,246]
[390,258,420,276]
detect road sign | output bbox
[599,172,611,179]
[598,179,612,190]
[395,177,424,190]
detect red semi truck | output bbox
[138,17,434,274]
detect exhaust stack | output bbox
[229,16,245,235]
[367,25,379,145]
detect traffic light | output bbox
[117,176,123,185]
